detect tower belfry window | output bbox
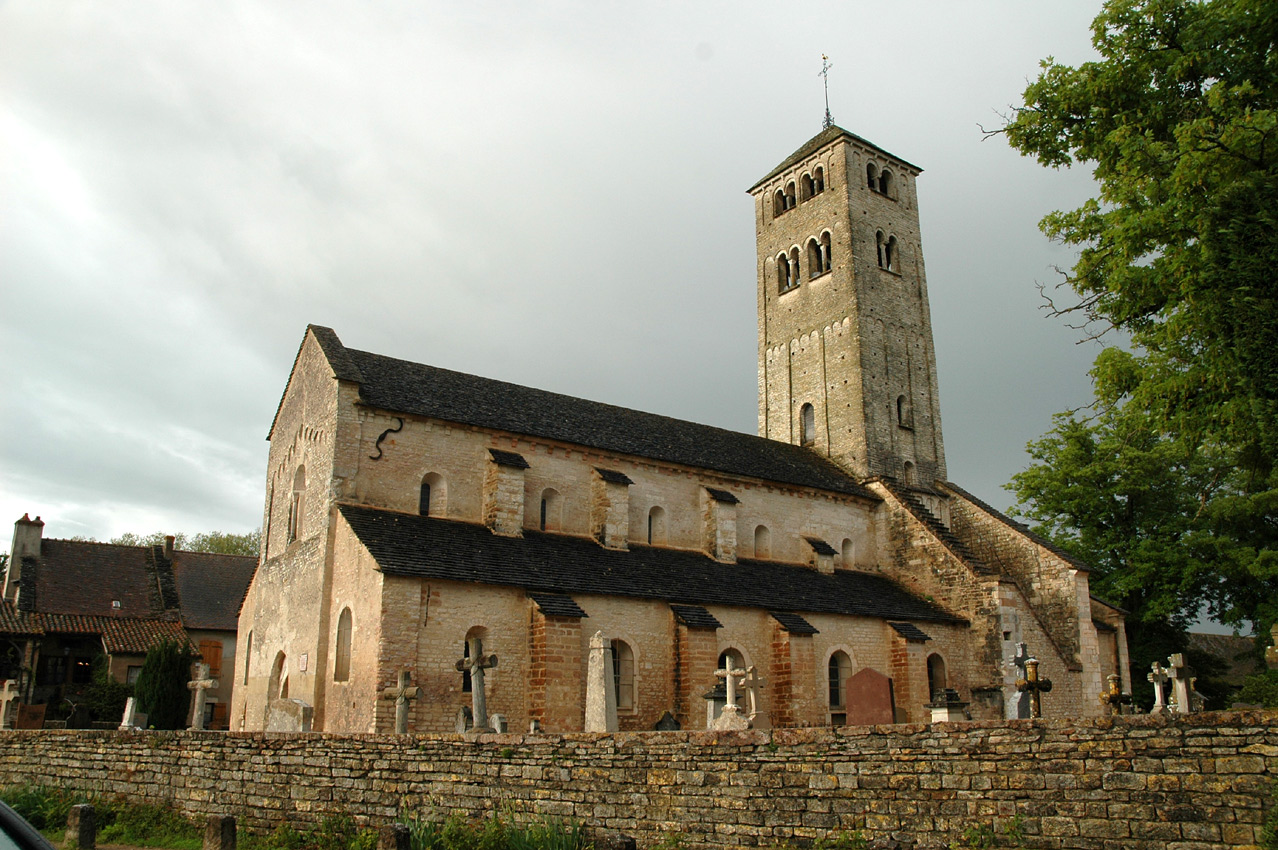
[800,403,816,446]
[886,236,898,272]
[876,231,886,269]
[777,253,795,293]
[878,169,893,196]
[814,166,825,194]
[774,189,787,217]
[807,239,824,278]
[784,181,796,210]
[800,174,814,201]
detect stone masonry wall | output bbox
[0,712,1272,850]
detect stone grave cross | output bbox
[739,665,765,722]
[455,637,498,732]
[1147,661,1169,714]
[712,657,750,731]
[1014,657,1053,718]
[1098,673,1132,716]
[380,669,420,734]
[1167,653,1193,715]
[1007,642,1031,719]
[187,663,218,731]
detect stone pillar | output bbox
[528,607,583,732]
[673,624,718,728]
[482,450,528,537]
[66,804,95,850]
[769,623,817,726]
[701,488,738,562]
[590,469,632,549]
[204,816,236,850]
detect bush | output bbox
[134,638,198,730]
[0,785,85,832]
[1237,671,1278,709]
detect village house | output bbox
[232,126,1130,734]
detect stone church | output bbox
[231,126,1130,734]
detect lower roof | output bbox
[338,504,965,625]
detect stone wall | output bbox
[0,712,1272,850]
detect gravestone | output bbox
[1015,657,1053,718]
[584,630,618,733]
[15,703,45,730]
[1099,673,1132,716]
[711,656,750,731]
[188,663,218,731]
[1268,624,1278,670]
[1147,661,1169,714]
[379,670,419,734]
[455,637,498,732]
[527,718,541,734]
[928,688,970,723]
[0,680,19,729]
[1006,642,1031,719]
[265,698,313,732]
[844,667,895,726]
[489,713,508,733]
[1168,653,1194,715]
[455,705,473,734]
[739,666,765,726]
[119,697,142,731]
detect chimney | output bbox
[482,449,529,537]
[163,535,175,560]
[5,514,44,602]
[590,468,632,549]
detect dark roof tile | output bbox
[771,611,819,635]
[888,622,933,642]
[670,605,723,630]
[171,551,257,630]
[941,481,1092,573]
[489,449,530,469]
[528,593,587,619]
[595,468,633,486]
[705,487,739,505]
[805,537,837,557]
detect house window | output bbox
[461,640,472,692]
[72,657,93,684]
[611,639,635,711]
[926,653,947,701]
[800,403,816,446]
[828,651,852,723]
[334,608,352,682]
[37,655,66,686]
[647,506,667,545]
[287,466,305,543]
[754,525,771,559]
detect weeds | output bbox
[399,810,588,850]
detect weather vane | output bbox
[819,55,834,129]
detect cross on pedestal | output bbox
[1007,642,1032,719]
[739,666,765,721]
[1147,662,1170,714]
[455,638,498,732]
[1099,673,1132,716]
[712,658,750,730]
[1015,657,1053,719]
[1167,653,1194,715]
[380,669,420,734]
[187,663,218,731]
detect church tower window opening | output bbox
[897,394,913,429]
[647,506,666,545]
[754,525,771,559]
[814,165,825,193]
[866,162,879,190]
[828,650,852,724]
[777,253,796,293]
[903,461,916,487]
[841,538,855,569]
[820,231,832,271]
[878,168,893,197]
[334,607,352,682]
[773,189,787,217]
[611,639,635,711]
[885,236,898,272]
[784,181,796,210]
[800,403,816,446]
[243,631,253,685]
[806,238,826,278]
[789,247,801,284]
[800,173,815,202]
[268,651,286,704]
[875,231,886,269]
[287,466,305,543]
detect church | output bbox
[231,126,1130,735]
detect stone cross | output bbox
[1167,653,1194,715]
[712,657,750,731]
[380,669,420,734]
[584,631,618,733]
[1147,661,1169,714]
[1015,657,1053,719]
[1007,642,1032,719]
[739,665,765,721]
[0,680,19,729]
[455,637,498,732]
[187,663,218,731]
[1098,673,1132,716]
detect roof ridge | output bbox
[875,479,995,577]
[939,480,1091,573]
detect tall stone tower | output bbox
[750,126,946,486]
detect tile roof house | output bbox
[1,515,255,728]
[232,126,1128,735]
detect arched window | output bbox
[774,189,786,217]
[903,461,916,487]
[777,253,794,293]
[926,653,947,701]
[885,236,898,272]
[800,173,814,201]
[647,506,666,545]
[243,631,253,685]
[866,162,879,190]
[897,394,913,428]
[879,169,893,196]
[800,403,816,446]
[789,247,801,283]
[334,607,352,682]
[841,538,855,569]
[828,651,852,720]
[420,472,446,517]
[754,525,771,559]
[784,181,796,210]
[611,639,635,711]
[820,231,832,272]
[814,166,825,194]
[876,231,886,269]
[287,466,305,543]
[807,238,824,278]
[539,488,562,531]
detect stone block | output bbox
[204,815,236,850]
[66,804,96,850]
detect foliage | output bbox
[0,784,86,832]
[1001,0,1278,657]
[80,655,133,722]
[109,529,261,557]
[96,799,202,849]
[1262,779,1278,850]
[245,814,377,850]
[948,815,1026,849]
[133,637,198,730]
[1236,670,1278,707]
[400,812,589,850]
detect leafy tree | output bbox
[108,529,261,557]
[1000,0,1278,669]
[80,655,133,722]
[133,638,197,730]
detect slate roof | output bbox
[171,551,257,630]
[705,487,739,505]
[770,611,819,635]
[670,605,723,630]
[528,593,588,619]
[308,327,877,502]
[338,504,965,625]
[489,449,530,469]
[888,622,933,642]
[749,125,923,192]
[595,468,634,486]
[805,537,837,557]
[876,479,994,577]
[25,540,166,618]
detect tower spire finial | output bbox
[819,55,835,130]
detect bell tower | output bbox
[749,126,946,486]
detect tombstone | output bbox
[204,815,236,850]
[739,666,766,726]
[1015,657,1052,718]
[527,718,541,734]
[1098,673,1132,716]
[927,688,969,723]
[14,703,45,730]
[66,803,96,850]
[1006,642,1032,719]
[1167,653,1194,715]
[710,656,750,731]
[454,637,498,732]
[379,670,420,734]
[455,705,473,734]
[187,663,219,731]
[119,697,142,731]
[489,713,508,733]
[265,698,313,732]
[844,667,895,726]
[584,631,618,733]
[1147,661,1170,715]
[653,710,680,731]
[0,680,19,729]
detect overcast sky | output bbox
[1,1,1109,548]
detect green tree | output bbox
[108,529,260,557]
[133,638,197,730]
[1001,0,1278,666]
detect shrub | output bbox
[134,638,198,730]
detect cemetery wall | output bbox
[0,711,1274,850]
